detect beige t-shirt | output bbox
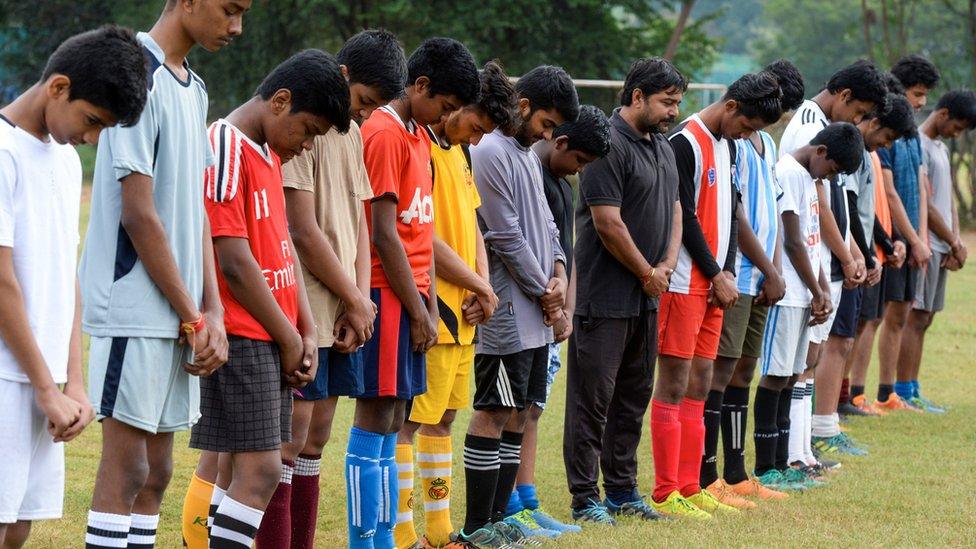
[282,122,373,347]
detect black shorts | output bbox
[860,269,887,321]
[830,287,862,338]
[473,346,548,410]
[190,336,292,452]
[884,260,917,304]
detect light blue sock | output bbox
[505,489,524,516]
[517,484,539,511]
[373,432,398,549]
[911,379,920,398]
[894,381,913,401]
[346,427,383,549]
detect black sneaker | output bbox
[838,401,868,417]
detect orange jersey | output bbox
[870,151,892,262]
[361,106,434,294]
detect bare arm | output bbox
[813,180,855,268]
[590,205,652,277]
[356,204,371,297]
[736,202,778,277]
[918,167,929,245]
[433,235,492,296]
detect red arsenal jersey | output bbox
[204,119,298,340]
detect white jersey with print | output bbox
[776,153,822,307]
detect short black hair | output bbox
[517,65,580,122]
[826,60,888,111]
[883,72,906,96]
[764,59,805,112]
[811,122,864,174]
[891,54,940,90]
[407,37,479,105]
[873,93,917,138]
[724,71,783,124]
[621,57,688,106]
[475,61,519,135]
[936,89,976,128]
[256,49,351,134]
[337,29,407,102]
[41,25,147,127]
[552,104,611,158]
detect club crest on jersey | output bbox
[428,478,449,500]
[707,167,716,187]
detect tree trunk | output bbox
[663,0,695,61]
[861,0,875,60]
[880,0,895,64]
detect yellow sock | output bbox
[181,472,214,549]
[418,434,454,546]
[393,443,418,548]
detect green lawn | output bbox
[29,201,976,547]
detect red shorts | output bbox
[657,292,725,360]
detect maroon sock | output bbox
[290,454,321,549]
[839,377,851,405]
[255,459,294,549]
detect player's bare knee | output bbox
[0,521,31,549]
[527,404,544,423]
[142,459,174,501]
[305,416,334,451]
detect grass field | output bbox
[28,212,976,547]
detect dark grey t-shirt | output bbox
[574,110,679,318]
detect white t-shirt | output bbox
[779,99,849,280]
[776,153,822,307]
[0,117,81,384]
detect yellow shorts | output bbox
[409,343,473,424]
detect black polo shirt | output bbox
[542,166,575,274]
[574,109,679,318]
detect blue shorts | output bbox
[829,286,863,338]
[359,288,427,400]
[295,347,365,401]
[534,342,563,410]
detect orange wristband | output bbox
[181,315,206,337]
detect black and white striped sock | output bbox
[461,434,501,535]
[209,496,264,548]
[85,510,130,548]
[492,431,524,523]
[127,513,158,549]
[208,484,226,531]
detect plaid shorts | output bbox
[189,336,292,452]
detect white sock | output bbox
[787,382,807,464]
[281,460,295,485]
[208,484,227,529]
[85,510,131,548]
[811,414,837,437]
[804,382,817,463]
[210,496,264,548]
[128,513,159,548]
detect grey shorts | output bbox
[190,336,292,452]
[717,295,769,359]
[759,305,811,378]
[913,251,947,313]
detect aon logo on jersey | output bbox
[400,187,433,225]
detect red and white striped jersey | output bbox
[667,114,737,295]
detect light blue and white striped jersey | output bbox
[80,32,213,338]
[733,131,781,296]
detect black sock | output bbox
[752,386,779,476]
[775,386,794,471]
[851,385,865,399]
[491,431,524,523]
[699,389,724,488]
[722,385,750,484]
[877,384,893,403]
[463,434,501,534]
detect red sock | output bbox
[678,398,706,497]
[839,377,851,405]
[255,459,294,549]
[290,454,321,549]
[651,399,681,503]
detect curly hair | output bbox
[891,55,940,90]
[764,59,805,112]
[827,60,888,111]
[552,104,611,158]
[42,25,147,127]
[882,72,906,96]
[725,71,783,124]
[475,61,519,135]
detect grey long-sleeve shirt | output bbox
[472,130,565,355]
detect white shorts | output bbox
[88,336,199,434]
[0,379,65,523]
[809,281,844,344]
[759,305,811,377]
